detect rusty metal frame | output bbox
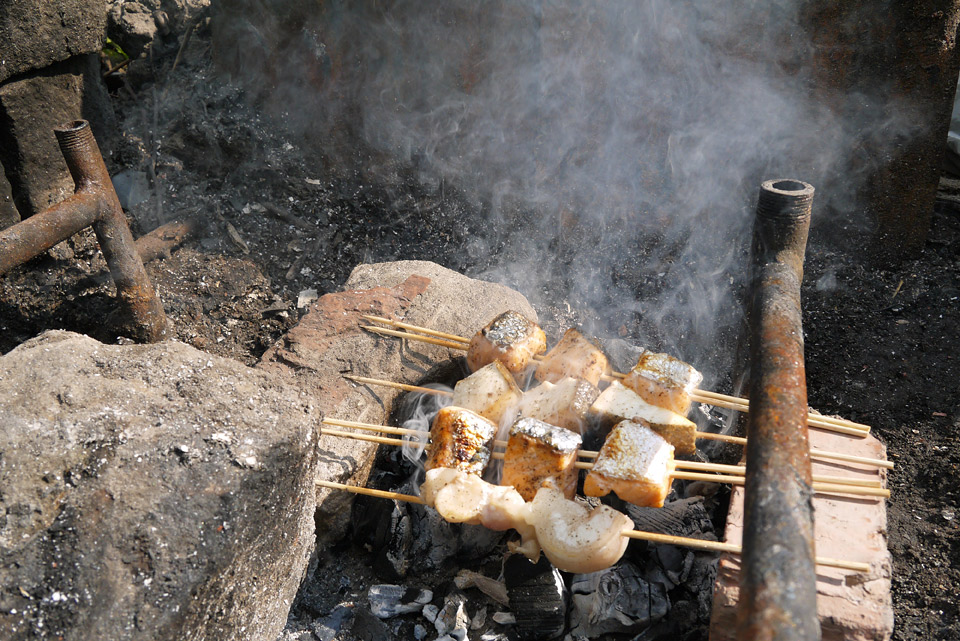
[737,179,818,640]
[0,120,167,342]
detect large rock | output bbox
[258,260,538,539]
[0,331,322,641]
[0,0,105,84]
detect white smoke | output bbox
[218,0,923,385]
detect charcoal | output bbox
[412,502,461,568]
[503,553,567,640]
[568,561,669,638]
[624,496,716,538]
[654,544,694,586]
[350,606,392,641]
[434,591,470,640]
[491,612,516,625]
[351,481,413,580]
[367,584,433,619]
[456,521,508,561]
[311,603,355,641]
[471,605,488,630]
[422,603,440,622]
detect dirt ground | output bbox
[1,28,958,641]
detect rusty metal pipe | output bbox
[736,179,817,641]
[0,120,167,342]
[0,192,100,274]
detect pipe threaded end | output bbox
[54,120,96,154]
[757,179,814,223]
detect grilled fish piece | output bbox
[425,406,498,475]
[467,311,547,376]
[517,377,600,434]
[502,417,582,501]
[589,381,697,455]
[452,361,523,426]
[534,328,610,387]
[584,420,675,508]
[622,351,703,416]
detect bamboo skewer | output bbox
[362,314,469,343]
[344,374,454,397]
[358,322,871,435]
[319,425,889,497]
[336,379,892,470]
[322,418,884,487]
[316,479,871,573]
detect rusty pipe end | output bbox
[754,179,814,277]
[54,120,107,190]
[757,179,814,219]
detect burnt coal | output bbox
[568,560,669,638]
[367,584,433,618]
[625,496,717,539]
[503,553,568,640]
[311,603,355,641]
[352,474,504,580]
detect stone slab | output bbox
[709,426,893,641]
[257,260,538,539]
[0,0,105,84]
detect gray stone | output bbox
[258,260,538,541]
[107,1,161,59]
[0,0,106,84]
[107,1,212,60]
[0,330,322,640]
[0,54,117,218]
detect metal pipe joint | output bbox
[0,120,168,342]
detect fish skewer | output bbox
[316,479,871,573]
[358,321,871,435]
[319,424,889,496]
[335,379,892,470]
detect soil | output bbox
[1,27,958,641]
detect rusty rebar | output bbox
[736,179,817,641]
[0,120,167,342]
